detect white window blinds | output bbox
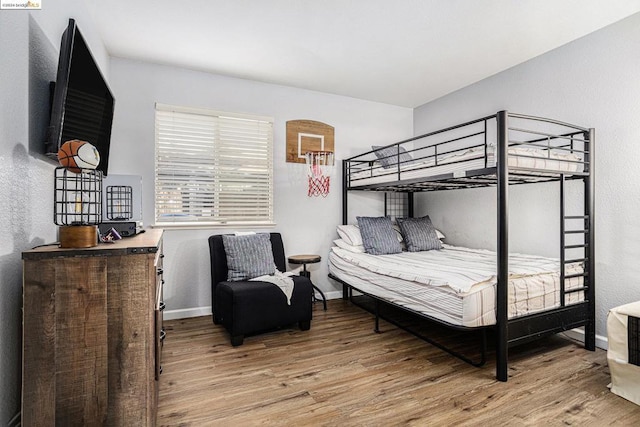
[155,103,274,226]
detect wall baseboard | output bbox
[563,328,608,350]
[321,290,343,301]
[164,306,212,320]
[165,297,609,352]
[165,291,345,320]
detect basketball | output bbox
[58,140,100,173]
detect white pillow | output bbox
[333,239,366,253]
[435,228,445,240]
[336,224,363,246]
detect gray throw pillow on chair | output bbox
[222,233,276,281]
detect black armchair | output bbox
[208,233,313,346]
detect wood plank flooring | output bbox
[158,299,640,426]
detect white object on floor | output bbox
[607,300,640,406]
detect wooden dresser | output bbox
[22,229,165,426]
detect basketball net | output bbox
[305,151,334,197]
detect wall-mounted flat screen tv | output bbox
[45,18,114,176]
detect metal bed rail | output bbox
[345,111,591,192]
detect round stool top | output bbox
[288,254,321,264]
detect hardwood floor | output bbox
[158,299,640,426]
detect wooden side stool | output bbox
[288,254,327,311]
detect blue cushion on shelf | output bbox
[356,216,402,255]
[222,233,275,281]
[397,216,443,252]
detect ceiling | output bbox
[85,0,640,108]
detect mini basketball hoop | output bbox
[305,151,334,197]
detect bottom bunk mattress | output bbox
[328,244,584,328]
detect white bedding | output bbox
[348,145,583,187]
[328,244,584,327]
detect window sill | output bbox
[152,222,277,231]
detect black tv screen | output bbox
[46,18,114,176]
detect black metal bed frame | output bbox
[335,110,595,382]
[329,273,490,367]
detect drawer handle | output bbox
[157,268,163,275]
[160,329,166,342]
[159,301,166,311]
[160,254,165,259]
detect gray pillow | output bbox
[356,216,402,255]
[372,145,414,169]
[397,216,443,252]
[222,233,276,281]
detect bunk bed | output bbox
[328,111,595,382]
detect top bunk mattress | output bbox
[345,112,590,190]
[348,145,584,188]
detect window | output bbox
[155,103,274,226]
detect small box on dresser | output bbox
[21,229,165,426]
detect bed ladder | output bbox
[559,176,589,306]
[559,173,595,351]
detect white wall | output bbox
[0,2,109,422]
[108,58,413,316]
[413,13,640,339]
